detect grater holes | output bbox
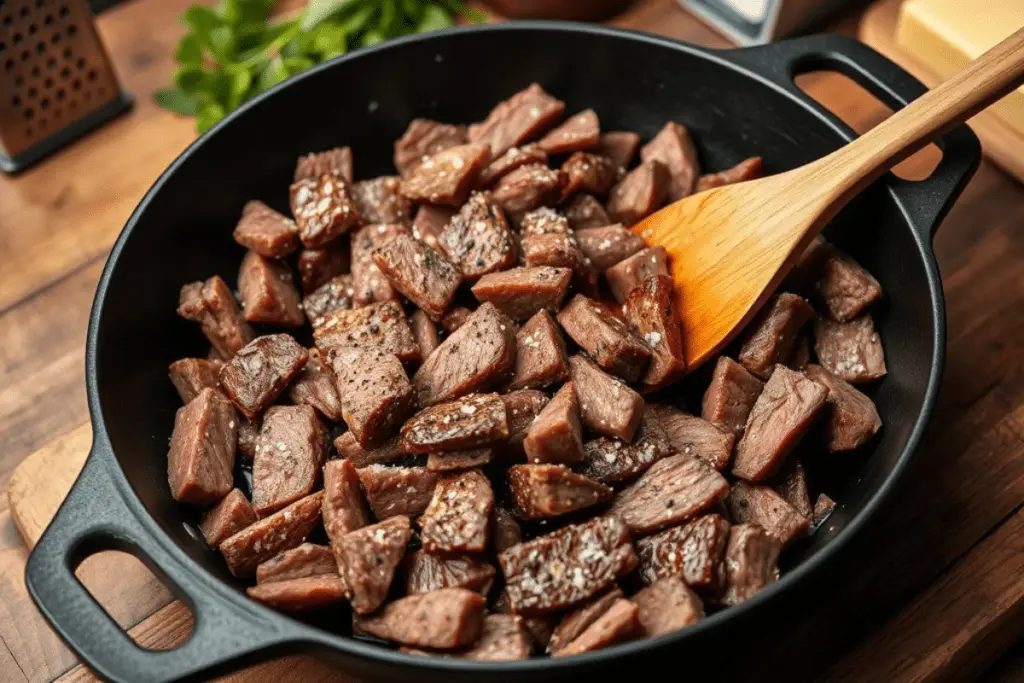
[23,106,33,119]
[50,31,59,44]
[43,76,52,87]
[3,15,11,27]
[28,22,36,34]
[19,48,28,61]
[59,65,68,78]
[30,64,38,76]
[12,31,22,45]
[75,56,84,69]
[11,94,19,106]
[44,13,52,25]
[35,40,44,53]
[66,23,76,37]
[46,56,54,68]
[55,87,64,100]
[40,96,49,108]
[35,0,44,7]
[62,46,70,58]
[86,68,95,82]
[71,77,80,90]
[59,5,68,17]
[0,39,4,54]
[27,85,36,98]
[18,5,27,17]
[3,59,11,71]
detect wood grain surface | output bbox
[0,0,1021,682]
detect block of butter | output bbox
[897,0,1024,136]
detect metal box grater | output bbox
[678,0,862,45]
[0,0,131,173]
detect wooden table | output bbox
[0,0,1022,681]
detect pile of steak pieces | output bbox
[168,83,885,660]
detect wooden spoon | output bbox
[633,27,1024,371]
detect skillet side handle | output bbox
[723,33,982,239]
[25,439,297,683]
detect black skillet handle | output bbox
[25,436,298,683]
[723,33,982,239]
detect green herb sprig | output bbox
[155,0,484,133]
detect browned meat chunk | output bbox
[508,464,613,520]
[721,524,780,606]
[813,493,836,526]
[701,356,764,436]
[220,492,323,577]
[411,204,455,250]
[493,590,555,648]
[315,301,420,366]
[403,551,496,595]
[509,310,569,390]
[503,390,549,454]
[727,482,809,547]
[577,418,674,484]
[471,266,573,321]
[232,200,300,259]
[492,164,566,219]
[565,193,611,231]
[738,293,815,380]
[394,119,469,176]
[733,365,828,481]
[236,417,260,462]
[557,295,651,383]
[200,488,256,548]
[560,152,617,199]
[297,242,350,293]
[336,515,412,613]
[302,275,353,327]
[256,543,338,584]
[399,143,491,206]
[804,364,882,451]
[237,251,305,327]
[420,469,494,553]
[632,577,703,637]
[438,192,517,279]
[246,575,347,612]
[468,83,566,157]
[289,174,360,247]
[553,598,639,656]
[453,614,531,661]
[354,588,485,649]
[802,240,883,322]
[402,393,509,453]
[814,315,887,384]
[440,306,473,333]
[334,432,409,468]
[644,404,735,471]
[499,515,637,616]
[524,382,584,465]
[357,465,438,519]
[491,507,523,554]
[219,334,308,420]
[413,303,517,406]
[547,588,623,656]
[322,458,370,543]
[168,388,237,505]
[576,224,644,272]
[352,176,413,225]
[568,354,644,441]
[478,144,548,186]
[635,514,730,590]
[286,349,343,422]
[607,160,668,225]
[295,147,352,183]
[641,121,700,201]
[178,276,254,359]
[610,454,730,534]
[350,222,408,305]
[169,358,221,404]
[597,131,641,170]
[623,274,685,385]
[538,109,600,154]
[521,207,580,254]
[252,405,326,515]
[696,156,764,192]
[410,309,441,359]
[332,347,416,448]
[374,235,463,319]
[788,334,812,370]
[606,246,670,305]
[774,459,813,518]
[427,448,495,472]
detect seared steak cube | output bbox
[632,577,703,637]
[420,469,495,553]
[606,246,670,305]
[440,306,474,333]
[334,432,409,468]
[597,130,641,170]
[468,83,566,157]
[813,493,836,526]
[733,365,828,481]
[350,222,409,305]
[552,598,639,656]
[252,405,327,515]
[508,464,613,520]
[220,492,324,577]
[478,144,548,186]
[219,334,308,419]
[178,276,254,359]
[701,356,764,436]
[331,347,416,448]
[394,118,468,176]
[297,242,350,293]
[399,143,491,206]
[644,404,735,471]
[609,454,730,534]
[168,388,237,505]
[569,354,644,441]
[289,173,360,247]
[576,224,644,272]
[352,176,413,225]
[246,575,347,612]
[503,390,550,454]
[538,109,600,154]
[738,293,815,380]
[403,551,496,595]
[256,543,338,584]
[813,315,887,384]
[471,266,573,321]
[547,588,623,655]
[295,147,353,183]
[635,514,730,590]
[564,193,611,231]
[401,393,509,453]
[491,507,523,554]
[410,309,441,358]
[524,382,584,465]
[493,591,556,649]
[774,459,813,518]
[373,234,462,319]
[557,295,651,382]
[804,364,882,451]
[238,251,305,327]
[411,204,455,250]
[802,239,883,322]
[560,152,617,199]
[695,156,763,192]
[315,300,420,364]
[721,524,781,606]
[413,303,517,406]
[357,465,438,520]
[302,275,354,327]
[451,614,532,661]
[232,200,300,259]
[522,229,585,272]
[623,274,685,385]
[640,121,700,201]
[168,358,221,404]
[322,458,370,542]
[428,448,495,472]
[728,482,809,547]
[499,515,637,616]
[509,310,569,390]
[354,588,486,649]
[337,515,412,614]
[287,349,343,422]
[577,420,674,485]
[439,192,517,280]
[607,160,669,225]
[492,164,566,219]
[200,488,256,548]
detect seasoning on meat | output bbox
[478,144,549,186]
[560,151,617,199]
[491,507,523,554]
[802,239,883,322]
[523,382,584,465]
[297,242,350,293]
[322,458,370,543]
[804,364,882,451]
[440,306,473,333]
[246,575,347,612]
[352,176,413,225]
[353,588,486,650]
[623,274,685,385]
[374,234,463,319]
[399,143,491,206]
[167,387,237,505]
[403,550,496,595]
[564,193,611,231]
[576,224,644,272]
[557,295,651,383]
[721,523,781,606]
[508,464,613,520]
[219,334,308,420]
[738,293,815,380]
[236,417,260,462]
[238,251,305,327]
[607,160,669,225]
[413,302,517,406]
[552,599,640,656]
[220,491,324,577]
[547,587,624,654]
[509,310,569,390]
[178,276,254,359]
[426,447,492,471]
[450,614,532,661]
[411,204,455,250]
[334,431,409,467]
[302,275,354,327]
[350,222,409,305]
[314,299,420,363]
[568,354,644,441]
[641,121,700,201]
[252,405,326,515]
[256,543,338,584]
[538,109,600,155]
[419,468,494,553]
[644,404,735,471]
[702,356,764,436]
[471,266,573,321]
[438,192,517,279]
[502,390,550,456]
[200,488,256,548]
[410,309,441,359]
[520,207,583,262]
[606,246,670,305]
[610,454,730,534]
[733,365,829,481]
[331,347,417,448]
[357,465,438,519]
[402,393,509,453]
[337,515,412,614]
[577,419,675,485]
[468,83,566,157]
[289,173,360,247]
[295,147,353,183]
[492,590,555,648]
[774,459,813,518]
[813,315,887,384]
[632,577,703,637]
[727,481,809,546]
[169,358,221,404]
[695,156,763,192]
[491,163,566,220]
[635,513,730,590]
[286,349,343,421]
[597,130,641,170]
[499,515,637,616]
[394,119,469,176]
[232,200,300,259]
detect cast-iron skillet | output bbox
[25,22,979,683]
